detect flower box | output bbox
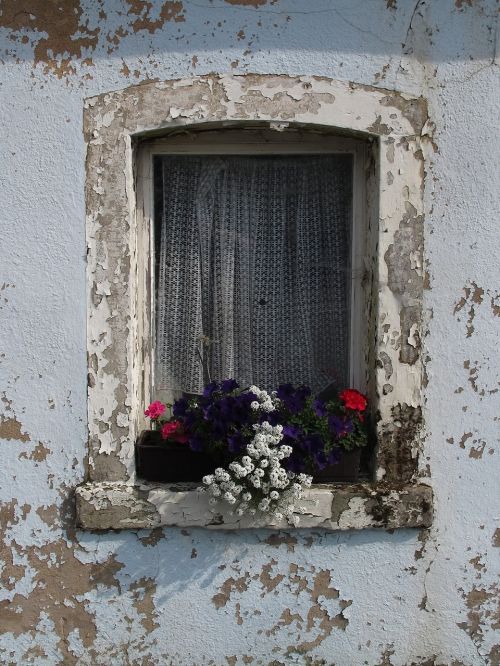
[135,430,215,482]
[136,430,361,484]
[311,448,361,483]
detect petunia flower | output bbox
[221,379,239,393]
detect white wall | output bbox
[0,1,498,664]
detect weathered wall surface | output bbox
[0,1,498,664]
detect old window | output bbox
[77,75,432,531]
[138,130,368,405]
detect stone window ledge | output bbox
[75,481,432,531]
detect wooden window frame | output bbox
[136,129,370,413]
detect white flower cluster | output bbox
[248,385,276,413]
[201,412,312,526]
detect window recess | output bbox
[142,130,368,407]
[79,75,432,531]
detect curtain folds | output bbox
[155,154,352,394]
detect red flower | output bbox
[144,401,165,420]
[161,420,188,443]
[340,389,367,412]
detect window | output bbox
[138,130,368,406]
[78,75,432,530]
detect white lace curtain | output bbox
[155,154,352,395]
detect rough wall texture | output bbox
[0,1,498,664]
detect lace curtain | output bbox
[155,154,352,395]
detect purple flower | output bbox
[302,433,324,453]
[260,411,281,426]
[172,397,189,418]
[313,398,327,417]
[221,379,239,393]
[203,381,220,398]
[276,383,311,414]
[328,415,353,437]
[228,432,245,453]
[283,424,302,440]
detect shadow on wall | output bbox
[76,525,420,599]
[0,0,496,75]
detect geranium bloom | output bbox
[339,388,367,412]
[144,400,165,420]
[161,420,188,443]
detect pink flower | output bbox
[144,401,166,420]
[161,420,188,443]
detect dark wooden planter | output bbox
[312,448,361,483]
[135,430,215,482]
[136,430,362,484]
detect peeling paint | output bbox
[0,3,498,664]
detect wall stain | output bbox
[0,539,123,664]
[454,281,485,338]
[125,0,185,33]
[0,415,30,442]
[261,532,298,552]
[0,0,99,77]
[18,441,50,461]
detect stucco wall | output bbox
[0,1,498,664]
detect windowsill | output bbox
[75,480,432,531]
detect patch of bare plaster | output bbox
[0,537,123,663]
[384,202,423,366]
[130,577,160,634]
[126,0,185,33]
[259,558,284,595]
[469,441,486,459]
[379,93,428,135]
[0,0,99,77]
[454,281,485,338]
[261,533,297,552]
[493,529,500,548]
[212,573,251,609]
[287,569,351,655]
[457,583,500,654]
[234,89,336,121]
[378,350,394,380]
[18,441,50,461]
[138,526,164,546]
[36,504,60,530]
[0,415,30,442]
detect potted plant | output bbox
[136,381,368,486]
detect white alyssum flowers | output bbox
[200,394,312,526]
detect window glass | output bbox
[153,153,353,398]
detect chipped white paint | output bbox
[84,73,427,487]
[76,481,432,531]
